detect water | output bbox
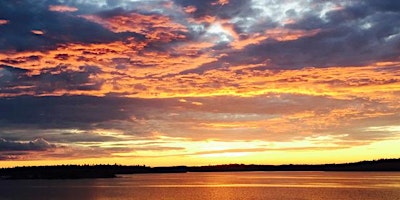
[1,171,399,200]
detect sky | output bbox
[0,0,399,167]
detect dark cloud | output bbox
[0,0,139,52]
[0,138,55,151]
[281,1,400,68]
[0,65,28,86]
[0,151,28,160]
[172,0,257,37]
[0,65,103,95]
[33,65,104,92]
[187,2,400,72]
[0,95,132,129]
[365,0,400,12]
[0,93,390,129]
[0,55,41,65]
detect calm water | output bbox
[1,171,399,200]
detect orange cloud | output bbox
[189,18,320,50]
[212,0,230,6]
[190,15,217,24]
[48,5,78,12]
[0,19,9,25]
[0,35,219,97]
[82,13,188,42]
[184,6,197,13]
[1,37,399,102]
[231,28,321,49]
[31,30,45,35]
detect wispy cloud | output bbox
[48,5,78,13]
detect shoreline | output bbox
[1,158,399,180]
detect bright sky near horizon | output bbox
[0,0,399,167]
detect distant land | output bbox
[1,158,399,180]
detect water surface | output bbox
[1,171,399,200]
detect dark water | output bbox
[1,171,399,200]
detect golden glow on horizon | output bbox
[2,138,399,168]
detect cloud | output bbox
[0,19,9,25]
[0,138,55,151]
[174,0,400,71]
[0,65,28,84]
[0,65,103,96]
[31,30,45,35]
[173,0,252,20]
[0,1,134,52]
[0,0,399,164]
[189,146,347,157]
[0,96,133,129]
[81,8,188,43]
[1,93,398,144]
[49,5,78,12]
[365,0,400,12]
